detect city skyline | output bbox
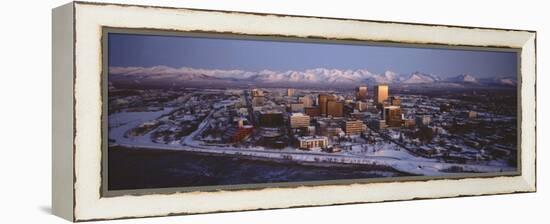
[107,32,519,191]
[108,33,518,79]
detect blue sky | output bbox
[108,33,518,78]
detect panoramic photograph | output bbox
[106,32,519,191]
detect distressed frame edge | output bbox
[519,32,537,192]
[52,2,76,222]
[70,1,537,222]
[75,0,536,33]
[82,190,537,223]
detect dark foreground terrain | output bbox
[108,146,407,190]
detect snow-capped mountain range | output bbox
[109,66,517,87]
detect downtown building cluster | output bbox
[243,84,411,152]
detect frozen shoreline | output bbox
[110,144,410,176]
[110,139,515,177]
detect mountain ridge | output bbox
[109,66,517,87]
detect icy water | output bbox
[108,146,408,190]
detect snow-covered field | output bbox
[108,109,515,177]
[109,108,183,148]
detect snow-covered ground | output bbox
[108,109,515,177]
[109,108,183,148]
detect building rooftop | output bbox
[297,136,328,141]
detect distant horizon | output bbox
[108,33,518,79]
[109,65,518,79]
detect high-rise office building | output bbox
[356,85,368,101]
[289,103,305,113]
[287,88,295,97]
[318,94,335,116]
[342,120,363,136]
[299,96,313,107]
[383,105,402,127]
[251,88,265,107]
[289,113,311,129]
[374,84,389,104]
[327,101,344,117]
[258,111,284,127]
[304,107,320,117]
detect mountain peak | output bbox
[449,74,478,83]
[401,72,438,84]
[108,66,515,88]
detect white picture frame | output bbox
[52,1,536,221]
